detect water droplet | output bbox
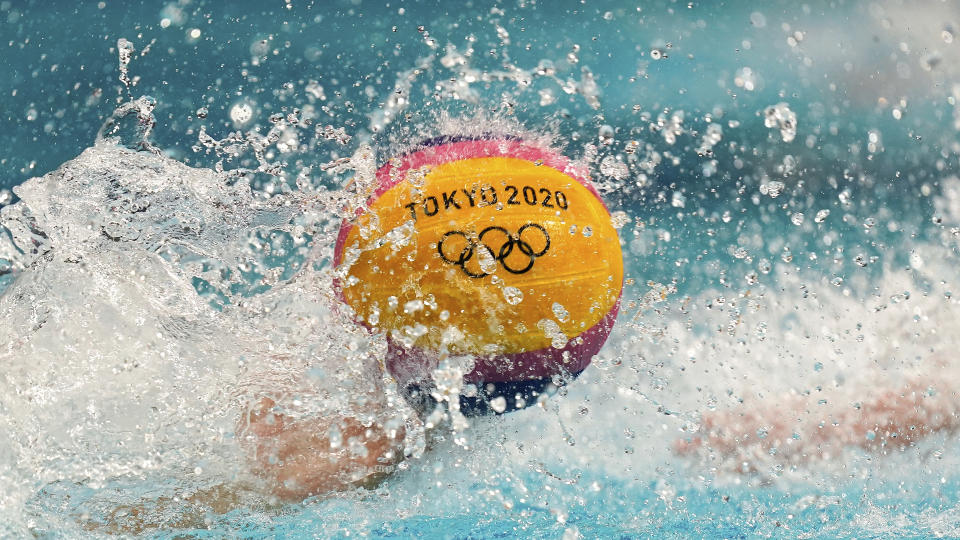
[910,252,924,269]
[610,210,630,229]
[599,155,628,179]
[760,180,786,198]
[490,396,507,413]
[734,66,758,91]
[671,191,686,208]
[477,246,497,274]
[403,299,424,314]
[537,319,568,349]
[230,102,254,126]
[328,425,343,448]
[405,323,428,338]
[552,302,570,322]
[116,38,136,91]
[763,102,797,142]
[598,124,615,145]
[502,286,524,305]
[754,322,768,340]
[750,11,767,28]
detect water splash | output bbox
[763,102,798,143]
[96,95,158,152]
[6,4,960,535]
[0,140,413,534]
[116,38,135,94]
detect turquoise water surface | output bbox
[3,1,960,538]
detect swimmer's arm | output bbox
[675,377,960,464]
[84,397,408,533]
[237,396,405,501]
[842,378,960,452]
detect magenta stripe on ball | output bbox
[386,296,620,385]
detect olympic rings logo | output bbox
[437,224,551,278]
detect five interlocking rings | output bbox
[437,224,551,278]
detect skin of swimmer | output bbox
[239,396,406,501]
[675,377,960,470]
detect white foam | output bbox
[0,142,409,533]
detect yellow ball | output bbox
[334,136,623,407]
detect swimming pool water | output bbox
[3,0,960,537]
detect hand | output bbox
[239,397,405,501]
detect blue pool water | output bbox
[3,0,960,537]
